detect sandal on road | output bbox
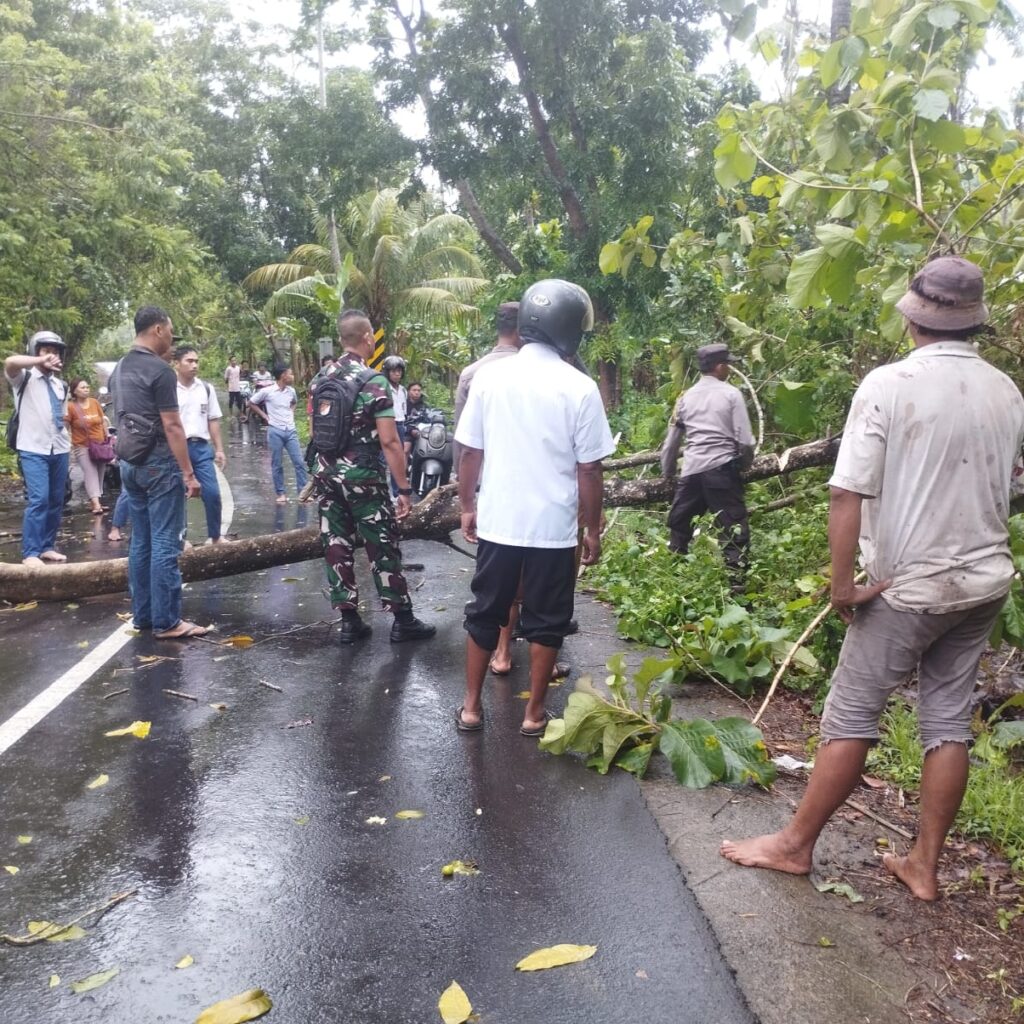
[455,706,484,732]
[154,620,210,640]
[488,659,512,676]
[520,709,555,737]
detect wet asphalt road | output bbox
[0,416,753,1023]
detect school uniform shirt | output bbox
[4,367,70,455]
[831,341,1024,613]
[455,341,615,548]
[177,378,223,441]
[250,384,298,430]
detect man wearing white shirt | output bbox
[248,365,309,502]
[223,355,243,416]
[175,345,226,543]
[722,257,1024,902]
[454,279,615,736]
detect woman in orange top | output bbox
[65,378,109,515]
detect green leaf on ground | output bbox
[815,881,864,903]
[659,720,726,788]
[441,860,480,878]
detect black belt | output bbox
[186,437,209,444]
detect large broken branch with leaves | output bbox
[0,438,840,603]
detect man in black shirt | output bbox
[114,306,206,639]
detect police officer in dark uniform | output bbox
[661,343,755,586]
[312,308,436,644]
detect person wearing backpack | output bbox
[174,344,227,543]
[310,308,435,645]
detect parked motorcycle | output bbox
[409,409,453,496]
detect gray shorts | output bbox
[820,595,1005,753]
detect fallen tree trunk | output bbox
[0,437,840,603]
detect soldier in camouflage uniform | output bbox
[312,308,436,644]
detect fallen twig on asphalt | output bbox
[844,798,913,840]
[102,688,129,700]
[162,688,199,702]
[246,620,334,649]
[0,890,137,946]
[258,679,283,693]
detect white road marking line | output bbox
[217,465,234,537]
[0,622,136,759]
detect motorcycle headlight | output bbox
[428,424,446,445]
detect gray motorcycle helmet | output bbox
[518,279,594,357]
[27,330,66,359]
[382,355,406,376]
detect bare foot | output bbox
[882,853,939,901]
[720,832,813,875]
[107,529,123,542]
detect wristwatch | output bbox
[397,487,413,496]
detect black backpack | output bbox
[310,367,377,460]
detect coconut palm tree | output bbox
[243,188,488,337]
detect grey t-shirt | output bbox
[112,346,178,460]
[662,376,754,478]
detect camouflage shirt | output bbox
[315,352,394,478]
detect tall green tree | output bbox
[243,187,487,338]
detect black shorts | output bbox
[228,391,245,411]
[464,539,575,650]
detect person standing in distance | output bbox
[175,345,227,543]
[224,355,244,417]
[661,343,754,590]
[312,309,435,644]
[721,257,1024,901]
[4,331,71,566]
[114,307,206,639]
[455,280,615,736]
[248,365,309,503]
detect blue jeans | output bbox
[121,455,185,632]
[19,450,69,558]
[188,439,222,539]
[267,427,308,496]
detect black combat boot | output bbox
[389,609,436,643]
[338,610,372,644]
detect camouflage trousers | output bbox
[316,468,411,612]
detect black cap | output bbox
[696,344,738,373]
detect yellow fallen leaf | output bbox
[293,816,310,826]
[27,921,87,942]
[378,775,392,782]
[14,601,38,612]
[17,835,31,844]
[438,980,472,1024]
[70,967,119,994]
[175,954,194,969]
[395,810,425,820]
[105,721,151,739]
[195,987,273,1024]
[76,641,90,649]
[209,703,228,712]
[515,944,598,971]
[48,974,60,988]
[87,774,109,790]
[126,629,141,637]
[441,860,480,878]
[223,635,254,648]
[4,865,19,875]
[64,603,79,611]
[116,612,133,621]
[516,690,531,699]
[818,937,835,948]
[365,816,387,826]
[136,655,162,664]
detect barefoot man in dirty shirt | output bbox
[721,256,1024,901]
